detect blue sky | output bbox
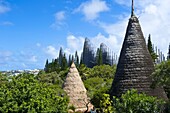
[0,0,170,71]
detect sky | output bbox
[0,0,170,71]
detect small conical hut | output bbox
[110,0,167,100]
[63,62,92,112]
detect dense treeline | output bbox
[0,36,170,112]
[44,38,118,73]
[1,61,170,112]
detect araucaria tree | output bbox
[147,34,157,62]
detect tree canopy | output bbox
[0,73,68,113]
[152,60,170,99]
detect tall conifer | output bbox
[75,51,79,67]
[147,34,157,62]
[44,59,49,72]
[59,47,64,66]
[61,53,68,70]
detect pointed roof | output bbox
[110,0,167,100]
[63,62,93,111]
[131,0,135,17]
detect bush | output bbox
[152,60,170,100]
[112,89,165,113]
[100,89,165,113]
[0,74,68,113]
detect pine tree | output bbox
[147,34,154,54]
[96,48,103,65]
[75,51,79,67]
[51,59,55,72]
[80,53,83,65]
[147,34,157,62]
[61,53,68,70]
[68,54,72,66]
[59,47,64,66]
[54,58,60,72]
[44,59,49,73]
[72,55,74,63]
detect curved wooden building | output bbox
[110,0,167,100]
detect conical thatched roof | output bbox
[110,1,167,100]
[63,62,92,112]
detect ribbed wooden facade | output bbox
[110,2,167,100]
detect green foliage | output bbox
[44,58,60,73]
[0,74,68,113]
[96,48,103,65]
[90,65,116,79]
[112,89,165,113]
[37,70,69,97]
[75,51,79,67]
[59,47,64,66]
[68,54,72,67]
[78,64,92,81]
[79,64,115,108]
[78,64,116,81]
[68,105,76,112]
[61,53,68,70]
[97,89,165,113]
[44,47,81,74]
[100,94,114,113]
[44,59,49,72]
[44,47,69,73]
[147,34,154,54]
[37,71,63,84]
[0,73,8,85]
[147,34,158,62]
[152,60,170,99]
[164,101,170,113]
[84,77,112,108]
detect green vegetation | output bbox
[1,60,170,112]
[79,64,116,108]
[0,73,68,113]
[101,89,165,113]
[96,48,103,65]
[147,34,158,62]
[152,60,170,99]
[100,93,113,113]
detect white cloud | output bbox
[65,33,120,58]
[75,0,109,21]
[65,35,85,57]
[50,11,67,29]
[55,11,65,21]
[0,0,10,14]
[97,0,170,57]
[0,21,14,26]
[29,56,37,62]
[145,4,157,15]
[90,33,120,54]
[21,63,27,68]
[0,51,12,64]
[45,46,58,58]
[36,43,41,47]
[137,0,170,56]
[0,51,12,57]
[98,18,128,37]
